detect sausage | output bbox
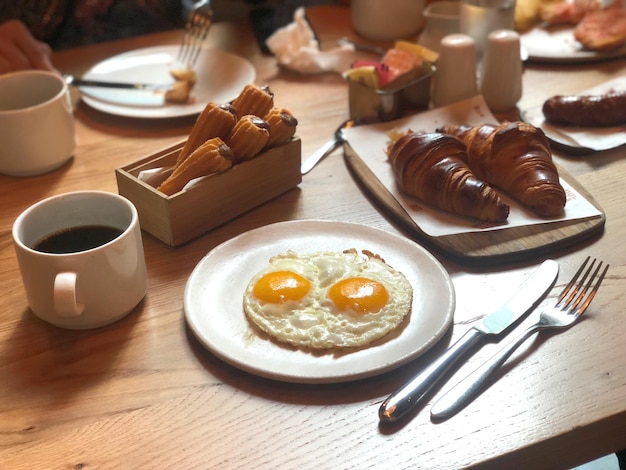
[542,91,626,127]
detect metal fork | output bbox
[178,0,214,68]
[430,256,609,420]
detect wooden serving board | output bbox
[344,142,606,267]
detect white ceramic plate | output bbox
[79,46,256,118]
[521,77,626,152]
[184,220,455,384]
[520,25,626,63]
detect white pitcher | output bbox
[417,1,461,53]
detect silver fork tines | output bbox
[557,256,608,317]
[430,256,609,420]
[178,1,214,68]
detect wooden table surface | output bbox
[1,5,625,469]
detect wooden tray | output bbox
[344,142,606,267]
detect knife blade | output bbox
[63,74,170,91]
[301,119,355,175]
[378,259,559,423]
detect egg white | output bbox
[243,249,413,349]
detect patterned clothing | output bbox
[0,0,183,49]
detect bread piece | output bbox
[539,0,594,25]
[170,67,197,85]
[158,137,233,196]
[165,80,193,103]
[226,115,270,163]
[176,102,237,167]
[264,107,298,147]
[230,84,274,118]
[438,122,566,217]
[165,67,198,104]
[574,4,626,51]
[388,132,510,223]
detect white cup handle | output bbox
[54,272,85,317]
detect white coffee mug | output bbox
[0,70,76,177]
[352,0,426,41]
[12,191,147,329]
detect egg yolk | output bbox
[328,277,389,314]
[253,271,311,303]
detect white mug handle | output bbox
[54,272,85,317]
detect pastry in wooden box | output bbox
[231,84,274,118]
[176,102,238,166]
[226,115,271,163]
[158,137,233,196]
[264,107,298,148]
[154,84,297,196]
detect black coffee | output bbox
[33,225,124,254]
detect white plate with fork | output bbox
[78,45,256,119]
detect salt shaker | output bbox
[479,29,523,112]
[431,34,478,108]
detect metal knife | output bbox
[378,259,559,423]
[301,119,355,175]
[63,74,170,91]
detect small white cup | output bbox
[12,191,147,329]
[432,34,478,107]
[0,70,76,177]
[480,29,523,112]
[352,0,426,41]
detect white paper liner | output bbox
[342,95,603,238]
[137,166,213,193]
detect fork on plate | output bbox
[178,0,214,68]
[430,256,609,420]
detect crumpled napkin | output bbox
[265,7,355,74]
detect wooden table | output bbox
[1,5,625,469]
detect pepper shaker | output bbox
[479,29,523,112]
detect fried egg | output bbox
[243,249,413,349]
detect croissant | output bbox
[437,122,566,217]
[388,132,510,223]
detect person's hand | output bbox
[0,19,57,75]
